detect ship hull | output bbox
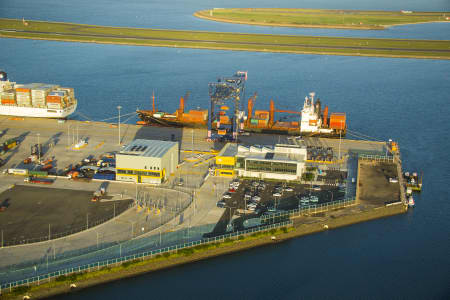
[0,101,77,118]
[137,112,207,128]
[244,127,345,138]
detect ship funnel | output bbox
[309,92,315,102]
[0,71,7,81]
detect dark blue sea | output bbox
[1,0,449,298]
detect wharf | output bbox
[0,116,409,294]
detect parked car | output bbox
[273,192,282,197]
[217,200,226,208]
[312,185,321,191]
[223,193,232,199]
[283,186,294,192]
[251,195,261,202]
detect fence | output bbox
[261,197,356,221]
[0,220,292,293]
[359,154,394,163]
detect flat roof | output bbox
[119,139,177,158]
[217,143,305,163]
[217,143,238,158]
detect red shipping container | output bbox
[330,113,346,130]
[46,95,62,103]
[1,99,15,104]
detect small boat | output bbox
[408,196,415,207]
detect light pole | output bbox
[37,133,40,163]
[117,105,122,145]
[67,124,71,149]
[338,119,343,161]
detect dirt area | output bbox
[0,185,132,245]
[358,161,400,205]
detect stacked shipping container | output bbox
[180,110,207,123]
[0,81,75,109]
[31,84,58,108]
[249,110,269,127]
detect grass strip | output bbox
[195,8,450,30]
[0,18,449,60]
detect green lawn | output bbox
[195,8,450,29]
[1,18,449,59]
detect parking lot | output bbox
[211,176,348,234]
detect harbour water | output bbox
[1,0,450,298]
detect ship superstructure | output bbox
[0,71,77,118]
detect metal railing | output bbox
[0,220,292,293]
[359,154,394,162]
[261,197,356,221]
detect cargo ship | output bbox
[244,92,345,137]
[137,91,346,138]
[137,92,207,128]
[0,71,77,118]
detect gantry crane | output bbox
[208,71,247,141]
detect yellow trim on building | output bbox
[215,156,235,166]
[215,169,234,177]
[116,168,162,178]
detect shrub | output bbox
[179,248,194,256]
[12,285,31,296]
[281,227,288,233]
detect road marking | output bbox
[94,141,105,150]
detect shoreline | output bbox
[2,203,407,299]
[193,12,384,30]
[193,10,450,30]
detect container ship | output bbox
[0,71,77,118]
[137,91,346,138]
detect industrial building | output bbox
[215,143,306,180]
[116,139,178,184]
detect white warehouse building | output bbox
[235,144,307,181]
[116,139,178,184]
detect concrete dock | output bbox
[0,116,406,275]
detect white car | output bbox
[272,192,282,197]
[247,203,257,210]
[223,193,232,199]
[251,195,261,202]
[283,187,294,192]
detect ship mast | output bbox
[152,90,155,113]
